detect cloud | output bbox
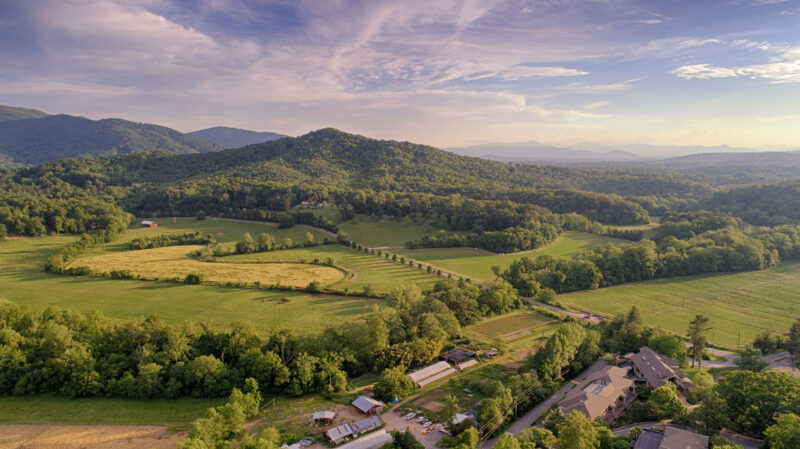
[561,78,643,93]
[584,100,612,109]
[673,42,800,83]
[637,19,664,24]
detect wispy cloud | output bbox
[673,41,800,83]
[561,78,644,93]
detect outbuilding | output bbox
[352,395,384,415]
[140,220,158,228]
[314,410,336,425]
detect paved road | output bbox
[482,360,609,448]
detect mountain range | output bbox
[187,127,287,149]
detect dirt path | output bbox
[0,424,185,449]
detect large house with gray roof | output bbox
[558,365,636,423]
[625,346,693,393]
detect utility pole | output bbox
[737,329,741,352]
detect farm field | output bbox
[69,245,345,288]
[337,216,439,248]
[557,260,800,349]
[225,244,440,293]
[470,310,556,342]
[399,231,633,281]
[0,230,377,336]
[0,396,223,426]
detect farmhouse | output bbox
[633,428,709,449]
[352,395,384,415]
[407,361,457,387]
[140,220,158,228]
[626,346,693,392]
[558,365,636,423]
[313,410,336,425]
[336,430,393,449]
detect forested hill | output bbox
[0,107,223,165]
[188,126,288,148]
[26,128,708,198]
[0,105,49,122]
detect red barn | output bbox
[141,220,158,228]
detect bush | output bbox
[185,273,204,284]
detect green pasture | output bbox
[0,230,376,336]
[0,396,223,426]
[224,244,441,293]
[337,216,438,248]
[398,231,633,281]
[557,261,800,349]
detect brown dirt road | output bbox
[0,424,185,449]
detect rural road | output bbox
[523,298,606,324]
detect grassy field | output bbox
[337,216,438,248]
[557,261,800,349]
[470,310,556,342]
[225,244,440,293]
[0,226,377,336]
[0,396,223,426]
[69,245,345,288]
[398,231,633,281]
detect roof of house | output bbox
[559,365,635,420]
[407,361,452,383]
[630,346,693,390]
[351,416,383,434]
[141,220,155,225]
[660,427,709,449]
[337,430,393,449]
[352,396,383,413]
[314,411,336,420]
[325,424,354,441]
[634,430,665,449]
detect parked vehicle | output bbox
[422,421,432,428]
[415,416,425,423]
[404,412,416,420]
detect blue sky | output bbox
[0,0,799,149]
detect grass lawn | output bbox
[225,244,440,293]
[70,245,345,288]
[557,261,800,350]
[0,396,223,426]
[398,232,633,281]
[0,228,377,336]
[337,216,438,248]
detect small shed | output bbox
[351,416,383,435]
[141,220,158,228]
[314,410,336,425]
[457,359,478,371]
[442,348,476,364]
[325,423,354,444]
[352,395,384,415]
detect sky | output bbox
[1,0,799,149]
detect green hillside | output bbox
[0,107,222,164]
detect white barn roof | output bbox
[407,361,452,383]
[314,411,336,420]
[416,367,457,387]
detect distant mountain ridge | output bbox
[188,126,288,148]
[448,140,643,162]
[0,104,222,165]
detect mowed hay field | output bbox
[225,244,440,293]
[68,245,345,288]
[558,260,800,349]
[0,224,377,336]
[399,232,634,281]
[470,310,558,342]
